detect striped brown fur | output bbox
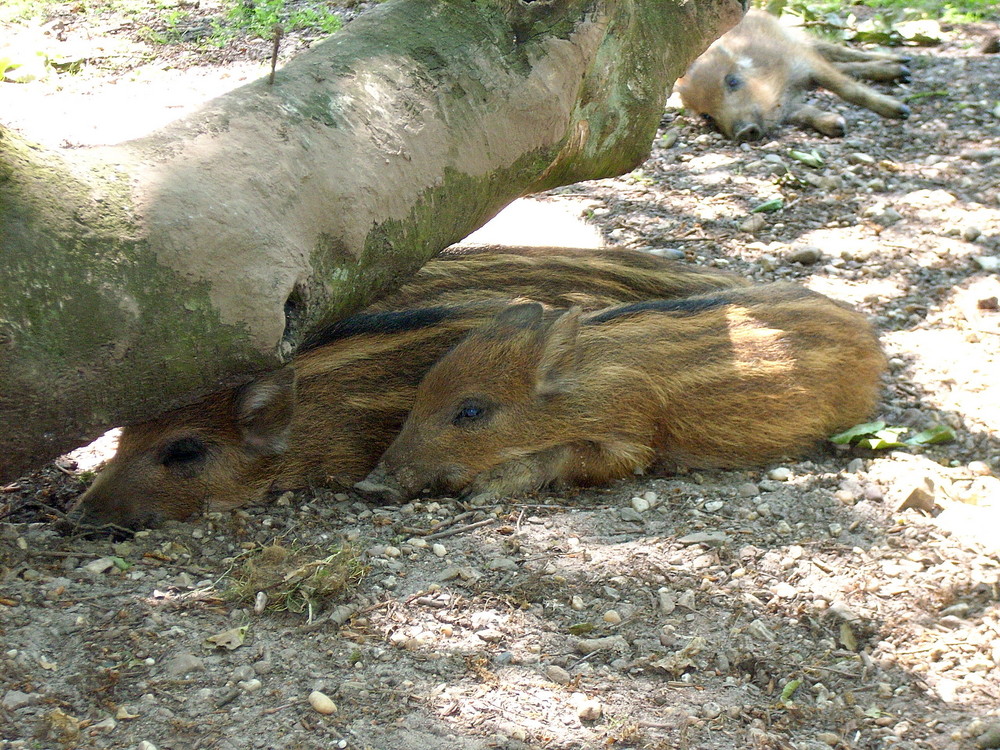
[73,248,744,528]
[361,284,886,501]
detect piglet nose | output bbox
[733,122,763,142]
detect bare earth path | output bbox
[1,7,999,750]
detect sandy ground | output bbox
[2,6,1000,750]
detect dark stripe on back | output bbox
[585,294,734,324]
[303,306,469,350]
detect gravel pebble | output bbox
[164,652,204,677]
[545,665,572,685]
[2,690,36,710]
[572,693,603,721]
[308,690,338,714]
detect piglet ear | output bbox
[536,308,582,396]
[494,302,544,330]
[234,366,296,456]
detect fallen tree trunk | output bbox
[0,0,742,481]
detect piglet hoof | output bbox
[898,66,911,84]
[353,478,403,504]
[897,103,911,120]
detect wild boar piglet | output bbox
[676,9,910,141]
[360,284,886,501]
[73,248,746,528]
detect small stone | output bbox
[941,602,970,618]
[975,722,1000,748]
[164,653,204,678]
[574,635,630,655]
[786,246,822,265]
[572,693,603,721]
[657,590,676,614]
[619,507,644,523]
[972,255,1000,272]
[876,207,903,226]
[677,531,728,547]
[238,679,262,693]
[737,482,760,498]
[91,717,117,731]
[659,129,679,149]
[603,610,622,625]
[847,152,876,165]
[137,743,159,750]
[2,690,36,710]
[488,557,517,571]
[817,731,841,746]
[254,592,268,614]
[962,226,982,242]
[308,690,338,715]
[545,665,572,685]
[702,701,722,720]
[772,582,797,599]
[432,543,447,558]
[383,546,401,558]
[631,496,650,513]
[768,467,792,481]
[82,557,116,575]
[648,247,686,260]
[704,500,724,512]
[571,595,586,611]
[740,214,767,234]
[476,628,504,643]
[747,618,776,641]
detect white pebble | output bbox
[383,546,401,558]
[432,543,447,558]
[603,610,622,625]
[570,596,585,611]
[772,582,797,599]
[83,557,116,575]
[407,537,429,548]
[308,690,338,714]
[572,693,603,721]
[768,467,792,481]
[704,500,725,512]
[630,496,650,513]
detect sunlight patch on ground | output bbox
[804,275,904,306]
[2,62,268,147]
[883,327,1000,433]
[461,197,604,248]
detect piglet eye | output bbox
[724,73,742,92]
[161,437,207,468]
[452,399,489,426]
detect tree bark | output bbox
[0,0,742,481]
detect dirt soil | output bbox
[2,6,1000,750]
